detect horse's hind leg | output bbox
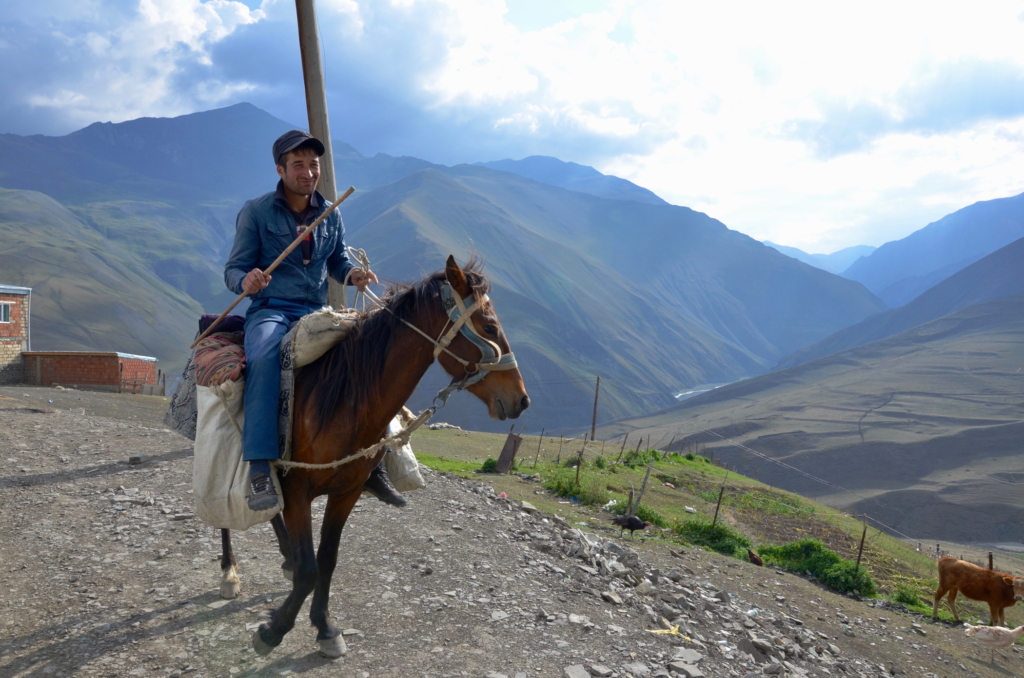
[309,492,361,658]
[270,513,293,582]
[253,497,316,656]
[219,529,240,600]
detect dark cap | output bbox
[273,130,325,166]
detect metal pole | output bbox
[295,0,345,310]
[590,375,601,441]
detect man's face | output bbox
[276,147,321,197]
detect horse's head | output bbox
[435,256,530,420]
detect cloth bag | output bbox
[192,378,284,529]
[383,411,427,492]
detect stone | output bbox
[715,590,730,603]
[622,662,651,676]
[763,662,785,675]
[491,610,509,621]
[563,665,590,678]
[568,613,589,624]
[601,591,623,605]
[668,665,704,678]
[485,674,508,678]
[519,501,538,513]
[672,648,703,664]
[634,580,652,595]
[128,454,144,465]
[589,665,613,677]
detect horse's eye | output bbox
[484,325,498,336]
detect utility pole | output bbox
[590,376,601,441]
[295,0,345,309]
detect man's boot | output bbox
[364,458,407,507]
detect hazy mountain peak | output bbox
[763,241,876,275]
[475,155,667,205]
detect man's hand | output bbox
[349,268,379,292]
[242,268,272,295]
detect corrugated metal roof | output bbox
[0,284,31,295]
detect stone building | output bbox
[0,284,31,384]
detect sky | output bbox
[2,0,1024,253]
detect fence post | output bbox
[616,434,628,463]
[989,552,994,570]
[532,428,544,469]
[575,435,588,486]
[711,471,729,527]
[855,519,867,569]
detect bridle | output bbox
[360,278,518,407]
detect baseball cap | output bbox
[273,130,326,166]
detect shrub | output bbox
[480,458,498,473]
[685,453,696,461]
[544,474,609,506]
[594,456,607,470]
[674,519,751,557]
[892,584,921,607]
[759,539,876,597]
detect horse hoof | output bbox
[252,625,277,657]
[318,635,347,658]
[219,580,240,599]
[282,567,294,582]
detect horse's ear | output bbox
[1005,576,1014,585]
[445,255,471,297]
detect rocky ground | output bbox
[1,386,1021,678]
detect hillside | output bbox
[599,294,1024,543]
[778,236,1024,369]
[0,188,201,370]
[343,167,887,431]
[476,155,667,205]
[843,191,1024,306]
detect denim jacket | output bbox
[224,188,353,306]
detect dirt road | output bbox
[0,387,1017,678]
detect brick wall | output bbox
[22,352,158,391]
[0,292,29,384]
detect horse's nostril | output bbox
[520,395,531,411]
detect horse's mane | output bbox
[298,261,490,435]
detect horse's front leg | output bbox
[219,529,240,599]
[310,491,361,658]
[253,496,316,656]
[270,513,294,582]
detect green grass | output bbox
[760,539,876,596]
[674,518,751,557]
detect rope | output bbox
[274,407,434,472]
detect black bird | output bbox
[610,515,652,538]
[747,549,763,566]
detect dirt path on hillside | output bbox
[0,389,1020,678]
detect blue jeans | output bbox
[243,298,322,461]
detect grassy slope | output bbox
[596,294,1024,543]
[409,426,1024,627]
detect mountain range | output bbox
[0,103,890,431]
[842,192,1024,307]
[762,242,876,274]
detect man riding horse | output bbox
[224,129,405,511]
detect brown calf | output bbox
[933,556,1024,626]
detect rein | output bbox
[276,253,519,473]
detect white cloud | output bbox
[4,0,1024,251]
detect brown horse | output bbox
[218,256,529,658]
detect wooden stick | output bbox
[190,187,355,348]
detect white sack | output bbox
[193,379,283,530]
[383,414,426,492]
[291,307,359,368]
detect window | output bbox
[0,303,9,323]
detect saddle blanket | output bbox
[164,308,425,530]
